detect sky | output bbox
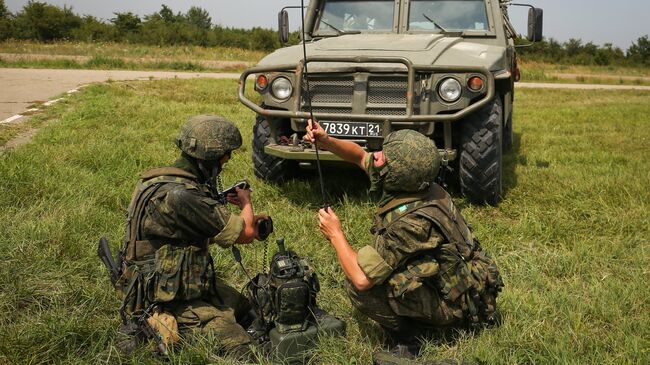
[5,0,650,50]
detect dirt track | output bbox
[2,67,650,123]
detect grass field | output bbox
[518,60,650,86]
[0,79,648,364]
[0,40,265,61]
[0,40,262,72]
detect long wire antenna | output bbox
[301,0,328,208]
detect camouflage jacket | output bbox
[126,168,243,256]
[117,166,243,315]
[356,184,503,324]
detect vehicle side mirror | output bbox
[279,10,289,44]
[527,7,543,42]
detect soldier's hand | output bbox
[303,119,329,145]
[235,187,251,209]
[318,207,344,241]
[226,193,240,206]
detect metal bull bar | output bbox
[238,55,495,123]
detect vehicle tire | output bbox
[459,97,503,205]
[252,113,294,182]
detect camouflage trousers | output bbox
[345,280,464,336]
[160,279,253,350]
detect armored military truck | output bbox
[238,0,542,205]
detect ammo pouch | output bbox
[388,255,439,298]
[150,244,211,303]
[245,250,320,334]
[435,240,504,324]
[116,258,155,316]
[117,244,211,315]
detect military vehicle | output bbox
[238,0,542,205]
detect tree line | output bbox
[0,0,648,66]
[516,36,649,67]
[0,1,295,51]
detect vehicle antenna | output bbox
[300,0,329,209]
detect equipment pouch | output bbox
[388,257,439,298]
[180,246,210,301]
[467,244,504,323]
[151,245,209,303]
[244,273,274,327]
[274,280,310,334]
[151,245,183,302]
[435,242,472,302]
[116,258,155,316]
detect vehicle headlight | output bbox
[271,77,293,100]
[438,78,462,103]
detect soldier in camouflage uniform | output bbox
[304,120,504,363]
[116,115,267,358]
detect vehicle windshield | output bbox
[314,0,395,34]
[408,0,488,32]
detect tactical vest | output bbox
[375,184,504,326]
[116,167,216,316]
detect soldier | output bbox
[116,115,267,358]
[304,120,504,364]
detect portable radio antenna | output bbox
[300,0,328,209]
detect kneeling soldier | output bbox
[116,115,267,358]
[305,120,504,363]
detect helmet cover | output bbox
[175,115,242,161]
[382,130,440,192]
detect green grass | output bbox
[0,40,265,62]
[1,80,649,364]
[0,40,262,72]
[519,60,650,86]
[0,55,208,72]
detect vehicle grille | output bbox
[366,108,407,116]
[302,77,354,104]
[301,74,408,116]
[367,76,408,105]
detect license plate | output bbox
[320,121,382,137]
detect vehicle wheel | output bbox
[459,97,503,205]
[252,114,294,182]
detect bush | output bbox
[12,1,81,41]
[0,0,13,41]
[70,15,115,42]
[627,35,650,65]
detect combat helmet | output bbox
[382,130,440,192]
[175,115,242,161]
